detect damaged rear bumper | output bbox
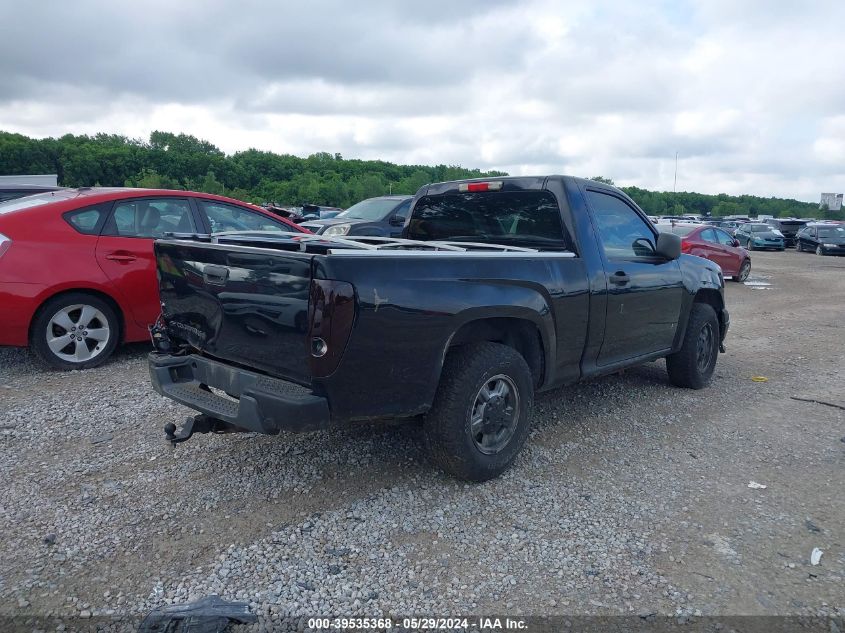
[148,352,332,435]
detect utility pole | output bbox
[673,152,678,193]
[389,182,393,195]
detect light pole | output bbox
[673,152,678,193]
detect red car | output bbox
[657,222,751,282]
[0,188,309,369]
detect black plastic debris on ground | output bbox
[139,595,257,633]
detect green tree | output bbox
[197,170,225,195]
[125,168,180,190]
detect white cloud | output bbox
[1,0,844,201]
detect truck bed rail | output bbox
[207,231,573,255]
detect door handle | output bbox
[105,252,137,263]
[609,271,630,285]
[203,264,229,286]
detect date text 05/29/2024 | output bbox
[307,616,528,630]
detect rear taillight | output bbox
[307,279,356,377]
[0,233,10,258]
[458,181,503,192]
[681,239,692,253]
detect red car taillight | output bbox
[0,233,10,258]
[680,239,693,254]
[307,279,356,378]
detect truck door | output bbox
[583,189,684,366]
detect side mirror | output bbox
[731,239,740,247]
[389,215,406,227]
[655,232,681,260]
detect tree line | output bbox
[0,131,833,218]
[0,131,504,209]
[591,177,831,220]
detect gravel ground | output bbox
[0,250,843,625]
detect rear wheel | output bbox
[734,259,751,282]
[31,293,120,370]
[795,241,802,252]
[424,343,534,482]
[816,245,825,256]
[666,303,719,389]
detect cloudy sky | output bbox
[1,0,843,201]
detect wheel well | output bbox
[448,318,545,387]
[29,289,125,343]
[693,288,724,314]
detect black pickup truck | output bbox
[149,176,729,481]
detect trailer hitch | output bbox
[164,415,220,445]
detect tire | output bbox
[796,242,802,252]
[424,342,534,482]
[666,303,719,390]
[734,259,751,282]
[816,245,825,256]
[30,293,120,370]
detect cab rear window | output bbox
[406,191,569,249]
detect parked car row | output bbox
[653,216,844,290]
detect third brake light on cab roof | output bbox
[458,181,503,192]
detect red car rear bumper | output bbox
[0,282,45,346]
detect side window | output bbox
[700,229,718,243]
[200,200,292,233]
[586,191,656,259]
[63,204,109,235]
[104,198,195,238]
[715,229,735,246]
[393,199,411,218]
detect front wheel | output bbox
[30,293,120,370]
[666,303,719,389]
[424,342,534,482]
[816,245,825,256]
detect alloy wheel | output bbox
[469,374,520,455]
[696,322,715,374]
[46,304,111,364]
